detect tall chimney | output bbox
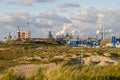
[101,25,105,40]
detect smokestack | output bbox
[101,25,105,40]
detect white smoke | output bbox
[97,13,105,25]
[96,30,100,34]
[104,29,112,33]
[60,26,66,34]
[55,24,69,38]
[55,24,82,39]
[72,30,79,35]
[108,29,112,33]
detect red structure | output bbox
[21,32,25,38]
[16,26,21,39]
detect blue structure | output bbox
[111,36,117,43]
[86,41,98,47]
[68,40,83,46]
[86,41,94,46]
[111,35,117,47]
[68,39,98,47]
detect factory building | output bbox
[68,38,100,47]
[48,31,54,40]
[15,19,31,40]
[8,20,120,48]
[7,32,12,41]
[25,29,30,39]
[68,40,83,46]
[16,26,21,39]
[16,26,30,39]
[111,35,120,48]
[21,32,25,39]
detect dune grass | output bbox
[0,41,120,79]
[1,62,120,80]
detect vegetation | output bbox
[1,63,120,80]
[0,40,120,80]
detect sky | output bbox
[0,0,120,40]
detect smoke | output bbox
[60,26,66,34]
[96,30,100,34]
[55,24,82,38]
[97,13,104,22]
[97,13,105,26]
[108,29,112,33]
[71,29,80,35]
[104,29,112,33]
[55,24,69,38]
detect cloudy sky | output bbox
[0,0,120,40]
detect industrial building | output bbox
[15,19,31,40]
[15,27,30,40]
[111,35,120,48]
[4,21,120,48]
[16,26,21,39]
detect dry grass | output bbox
[0,41,120,80]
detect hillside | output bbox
[0,40,120,80]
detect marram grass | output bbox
[1,63,120,80]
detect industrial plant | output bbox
[4,20,120,48]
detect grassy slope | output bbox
[1,63,120,80]
[0,40,120,80]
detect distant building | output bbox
[111,35,120,48]
[25,29,30,39]
[16,26,21,39]
[68,40,83,46]
[48,31,54,40]
[21,32,25,39]
[8,32,12,41]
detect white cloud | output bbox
[70,6,120,37]
[10,0,55,6]
[0,6,120,40]
[0,11,71,40]
[71,6,98,23]
[58,2,80,8]
[0,14,13,22]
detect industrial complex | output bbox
[4,20,120,48]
